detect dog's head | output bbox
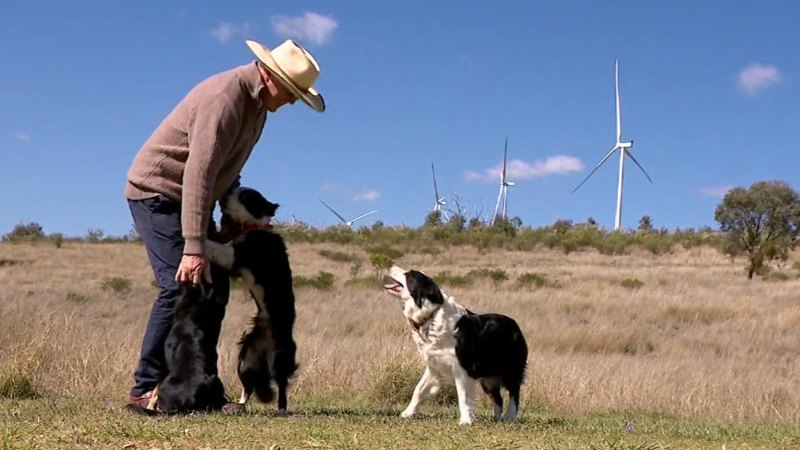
[383,265,445,331]
[220,187,279,227]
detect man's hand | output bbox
[175,254,212,285]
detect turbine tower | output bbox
[492,137,514,226]
[572,60,652,231]
[318,199,378,228]
[431,162,449,220]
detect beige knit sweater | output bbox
[125,62,267,254]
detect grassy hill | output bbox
[1,241,799,449]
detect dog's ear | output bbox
[240,189,279,219]
[405,270,444,308]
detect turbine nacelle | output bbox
[618,141,633,149]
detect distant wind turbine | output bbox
[572,60,652,231]
[491,137,514,226]
[431,162,449,220]
[318,199,378,227]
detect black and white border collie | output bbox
[383,265,528,424]
[154,283,229,414]
[205,187,298,414]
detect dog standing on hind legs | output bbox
[205,187,298,414]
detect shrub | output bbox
[2,222,45,242]
[101,277,132,295]
[66,292,90,304]
[319,249,360,264]
[49,233,65,249]
[433,271,472,287]
[468,268,508,284]
[0,258,25,268]
[620,278,644,290]
[294,271,335,290]
[369,252,394,271]
[0,365,39,399]
[366,245,404,260]
[517,272,549,288]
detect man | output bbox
[124,39,324,411]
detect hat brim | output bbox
[246,40,325,113]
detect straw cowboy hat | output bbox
[246,39,325,112]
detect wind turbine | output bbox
[572,60,653,231]
[431,162,449,220]
[491,137,514,226]
[318,198,378,227]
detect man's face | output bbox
[261,68,298,112]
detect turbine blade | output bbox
[318,198,347,224]
[615,59,622,144]
[624,149,653,183]
[494,184,503,218]
[571,145,619,193]
[351,209,378,223]
[431,162,440,203]
[502,137,508,181]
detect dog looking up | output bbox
[205,187,298,414]
[383,265,528,424]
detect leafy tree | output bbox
[714,181,800,279]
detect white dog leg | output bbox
[401,368,437,418]
[238,387,249,404]
[205,240,235,270]
[453,366,477,425]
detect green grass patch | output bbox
[294,271,336,290]
[319,249,361,264]
[468,268,509,284]
[517,272,549,288]
[101,277,132,295]
[0,366,38,399]
[620,278,645,290]
[0,399,797,449]
[432,271,473,287]
[0,258,26,268]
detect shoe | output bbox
[127,391,154,409]
[221,402,245,415]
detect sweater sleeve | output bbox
[182,96,241,255]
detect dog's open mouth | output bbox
[382,276,403,293]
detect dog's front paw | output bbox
[458,416,474,425]
[276,408,288,416]
[400,409,415,418]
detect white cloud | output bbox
[738,64,783,96]
[211,22,236,43]
[210,22,252,44]
[465,155,584,183]
[699,186,732,197]
[350,188,380,202]
[13,132,31,141]
[322,183,380,202]
[270,12,338,46]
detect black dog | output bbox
[155,283,229,414]
[206,187,298,414]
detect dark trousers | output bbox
[128,195,230,397]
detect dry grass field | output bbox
[1,240,800,449]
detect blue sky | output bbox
[2,1,798,236]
